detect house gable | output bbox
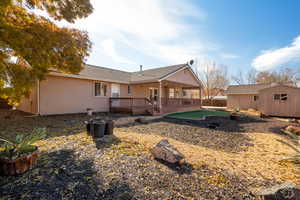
[163,67,201,87]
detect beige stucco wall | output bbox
[18,86,38,114]
[165,68,199,86]
[39,75,114,115]
[259,86,300,117]
[227,94,258,110]
[18,67,201,115]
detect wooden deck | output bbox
[109,97,201,115]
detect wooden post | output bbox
[199,87,202,108]
[159,81,162,113]
[130,98,133,115]
[109,98,112,113]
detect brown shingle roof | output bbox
[226,83,272,94]
[49,63,188,84]
[130,64,186,83]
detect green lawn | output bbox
[166,109,230,119]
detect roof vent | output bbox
[140,65,143,72]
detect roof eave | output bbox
[49,72,130,84]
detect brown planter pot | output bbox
[0,149,39,176]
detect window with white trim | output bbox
[95,82,107,96]
[169,88,175,98]
[273,93,287,101]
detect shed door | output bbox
[271,93,289,116]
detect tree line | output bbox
[193,60,299,100]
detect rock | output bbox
[260,113,268,118]
[288,118,298,123]
[135,117,148,124]
[285,125,300,135]
[255,182,300,200]
[150,139,184,164]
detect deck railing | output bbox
[109,97,154,115]
[109,97,201,115]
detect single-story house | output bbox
[18,63,203,115]
[226,83,272,110]
[227,83,300,118]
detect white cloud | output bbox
[101,39,136,65]
[52,0,232,68]
[220,53,239,59]
[252,36,300,71]
[59,0,215,65]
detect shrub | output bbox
[0,128,46,159]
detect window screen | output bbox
[101,83,107,96]
[95,82,107,96]
[95,83,101,96]
[273,94,280,100]
[169,88,175,98]
[280,94,287,101]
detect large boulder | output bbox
[150,139,185,164]
[255,182,300,200]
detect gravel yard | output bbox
[0,109,299,199]
[119,114,295,153]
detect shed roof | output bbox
[259,84,300,92]
[226,83,272,95]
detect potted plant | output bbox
[0,128,46,176]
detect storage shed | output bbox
[226,83,271,110]
[258,85,300,118]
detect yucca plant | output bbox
[0,128,46,159]
[277,129,300,164]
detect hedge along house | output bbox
[226,83,272,110]
[258,85,300,118]
[18,63,203,115]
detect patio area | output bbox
[109,80,201,115]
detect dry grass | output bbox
[114,131,300,187]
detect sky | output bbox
[59,0,300,75]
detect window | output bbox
[281,94,287,101]
[273,93,287,101]
[254,95,258,101]
[128,85,131,94]
[182,90,187,97]
[95,82,107,96]
[95,83,101,96]
[274,94,280,100]
[169,88,175,98]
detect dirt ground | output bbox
[0,109,299,199]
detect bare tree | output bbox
[232,68,257,85]
[231,70,244,85]
[246,68,257,84]
[193,60,229,100]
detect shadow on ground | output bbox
[154,159,193,175]
[0,149,134,200]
